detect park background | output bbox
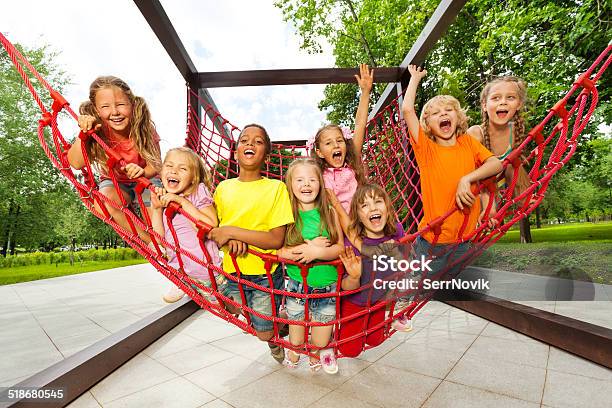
[0,0,610,286]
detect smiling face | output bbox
[94,86,133,138]
[356,192,389,238]
[316,128,347,168]
[484,81,523,127]
[235,126,268,170]
[161,150,195,195]
[290,163,320,210]
[425,101,459,140]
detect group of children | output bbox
[66,61,529,375]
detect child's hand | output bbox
[455,176,476,210]
[122,163,145,179]
[77,114,101,133]
[355,63,374,93]
[209,226,232,247]
[308,236,331,247]
[227,239,248,257]
[158,193,184,207]
[326,188,340,208]
[292,242,319,264]
[478,208,499,229]
[339,246,361,280]
[408,65,427,81]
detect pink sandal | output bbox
[283,349,300,369]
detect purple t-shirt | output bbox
[163,183,221,281]
[344,222,405,306]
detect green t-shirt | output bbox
[285,208,339,287]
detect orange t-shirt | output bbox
[410,126,494,244]
[101,131,160,182]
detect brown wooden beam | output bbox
[197,67,401,88]
[0,299,199,408]
[435,290,612,368]
[370,0,468,119]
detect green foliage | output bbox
[276,0,611,135]
[0,247,141,269]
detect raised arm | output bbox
[400,65,427,143]
[353,63,374,161]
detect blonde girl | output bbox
[150,147,220,303]
[67,76,162,243]
[278,158,343,374]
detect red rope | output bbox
[2,31,609,359]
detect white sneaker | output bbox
[163,285,185,303]
[319,348,338,375]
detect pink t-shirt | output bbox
[323,166,358,214]
[163,183,221,281]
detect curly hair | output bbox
[419,95,469,141]
[309,124,367,185]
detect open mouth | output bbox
[166,177,180,189]
[300,189,313,195]
[244,149,255,158]
[110,117,125,124]
[331,150,343,163]
[496,109,509,119]
[439,119,452,132]
[369,214,382,226]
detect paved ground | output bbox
[1,264,610,407]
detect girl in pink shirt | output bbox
[151,147,221,303]
[309,64,373,218]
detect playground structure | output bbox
[1,0,611,406]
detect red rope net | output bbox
[1,32,610,358]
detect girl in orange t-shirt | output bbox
[67,76,162,244]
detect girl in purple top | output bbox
[309,64,373,218]
[151,147,221,303]
[329,184,409,357]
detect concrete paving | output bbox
[1,264,610,407]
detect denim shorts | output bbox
[98,177,162,207]
[412,236,471,279]
[285,279,337,324]
[399,236,471,302]
[218,266,283,332]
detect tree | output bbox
[276,0,612,240]
[0,42,69,254]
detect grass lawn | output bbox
[0,259,148,285]
[497,221,612,243]
[473,241,611,284]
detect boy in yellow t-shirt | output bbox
[209,124,294,364]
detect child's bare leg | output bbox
[287,324,305,363]
[97,186,151,243]
[310,325,333,363]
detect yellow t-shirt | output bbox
[214,177,294,275]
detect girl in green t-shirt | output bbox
[278,158,343,374]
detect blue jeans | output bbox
[218,266,283,332]
[98,177,162,207]
[285,279,337,323]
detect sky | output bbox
[0,0,335,154]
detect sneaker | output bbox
[391,314,413,332]
[163,285,185,303]
[268,342,285,364]
[319,348,338,375]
